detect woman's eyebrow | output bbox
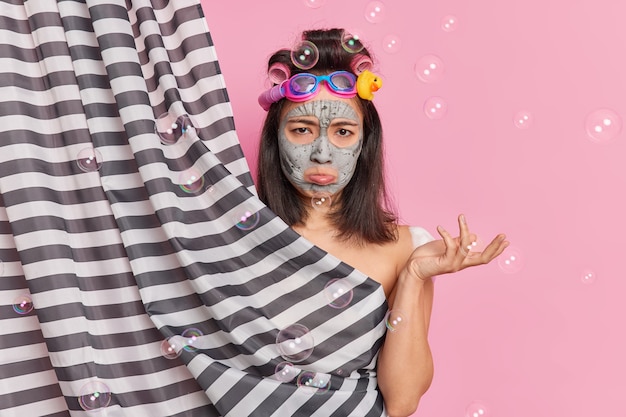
[285,118,318,126]
[330,119,359,127]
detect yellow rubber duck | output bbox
[356,70,382,101]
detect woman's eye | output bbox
[294,127,310,134]
[337,128,351,136]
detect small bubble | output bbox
[291,41,319,70]
[274,361,300,382]
[323,278,354,309]
[12,295,34,315]
[513,110,533,129]
[580,268,597,284]
[341,31,364,53]
[78,380,112,411]
[465,400,489,417]
[181,328,203,352]
[296,371,331,394]
[276,324,314,362]
[497,246,524,274]
[382,34,401,54]
[385,310,405,332]
[76,148,103,172]
[414,54,445,83]
[423,96,448,120]
[236,209,260,231]
[178,168,206,194]
[311,193,332,210]
[160,336,184,359]
[303,0,326,8]
[585,108,622,143]
[364,1,386,24]
[156,113,194,145]
[441,14,459,32]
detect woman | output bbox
[256,28,508,416]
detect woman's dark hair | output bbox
[256,28,398,244]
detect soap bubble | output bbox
[497,246,524,274]
[291,41,319,70]
[423,96,448,120]
[465,400,489,417]
[513,110,533,129]
[441,15,459,32]
[236,209,260,231]
[382,34,402,54]
[274,361,300,382]
[364,1,386,23]
[155,113,194,145]
[414,54,445,83]
[311,193,332,210]
[78,380,112,411]
[385,310,405,332]
[160,336,185,359]
[323,278,354,308]
[76,148,103,172]
[580,268,597,284]
[12,295,34,315]
[341,31,364,53]
[303,0,326,8]
[276,323,314,362]
[181,328,203,352]
[585,108,622,143]
[178,168,207,194]
[296,371,331,394]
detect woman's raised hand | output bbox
[406,214,509,281]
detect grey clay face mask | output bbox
[278,100,363,195]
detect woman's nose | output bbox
[310,135,332,164]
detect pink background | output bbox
[201,1,625,416]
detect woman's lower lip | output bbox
[307,174,335,185]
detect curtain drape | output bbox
[0,1,389,416]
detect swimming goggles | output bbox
[258,71,357,111]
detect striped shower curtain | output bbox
[0,1,390,416]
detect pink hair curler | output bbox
[350,55,373,75]
[268,62,291,84]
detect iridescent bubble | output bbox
[441,15,459,32]
[341,31,364,53]
[497,246,524,274]
[580,268,597,284]
[276,323,315,362]
[78,380,112,411]
[236,209,260,231]
[303,0,326,8]
[513,110,533,129]
[423,96,448,120]
[160,336,185,359]
[178,168,206,194]
[274,361,300,382]
[463,235,487,256]
[12,295,34,315]
[364,1,386,23]
[296,371,331,394]
[585,108,622,143]
[465,400,489,417]
[323,278,354,309]
[291,41,319,70]
[385,310,405,332]
[382,34,401,54]
[181,328,203,352]
[311,193,332,210]
[155,113,194,145]
[414,54,445,83]
[76,148,103,172]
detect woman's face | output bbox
[277,87,364,198]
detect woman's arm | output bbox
[377,215,508,417]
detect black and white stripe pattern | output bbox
[0,1,389,416]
